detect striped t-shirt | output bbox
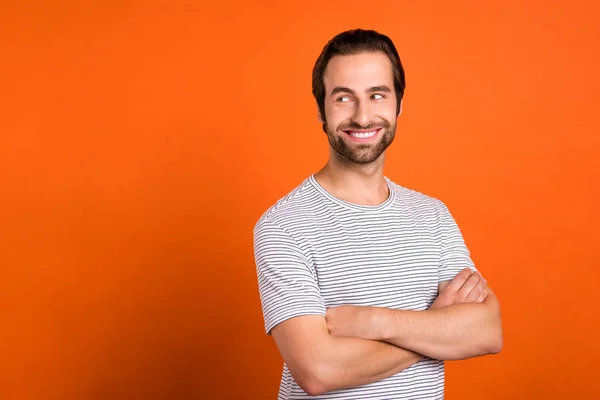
[253,175,477,399]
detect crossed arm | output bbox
[272,315,422,396]
[271,268,503,396]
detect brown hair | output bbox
[312,29,406,123]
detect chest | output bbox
[307,211,442,310]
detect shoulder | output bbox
[254,177,320,234]
[387,178,448,213]
[387,179,464,230]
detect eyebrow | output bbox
[330,85,392,96]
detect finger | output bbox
[475,290,488,303]
[444,268,472,292]
[457,271,482,300]
[465,277,487,302]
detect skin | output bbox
[270,51,503,396]
[326,268,503,361]
[314,51,398,207]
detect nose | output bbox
[352,99,372,127]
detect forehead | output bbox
[323,51,394,91]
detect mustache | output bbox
[339,120,390,130]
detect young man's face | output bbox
[322,51,399,165]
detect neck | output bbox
[314,151,389,207]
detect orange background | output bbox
[1,1,599,399]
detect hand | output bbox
[325,305,378,340]
[430,268,488,309]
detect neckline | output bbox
[308,174,396,212]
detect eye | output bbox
[337,96,352,102]
[371,93,385,100]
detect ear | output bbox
[397,100,403,116]
[317,105,324,124]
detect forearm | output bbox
[372,294,503,360]
[273,315,423,397]
[314,335,422,394]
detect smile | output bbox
[344,128,382,139]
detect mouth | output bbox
[343,128,382,141]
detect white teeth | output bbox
[349,130,377,138]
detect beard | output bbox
[324,118,396,165]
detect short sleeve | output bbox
[437,201,478,283]
[253,218,326,335]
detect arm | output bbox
[372,270,502,360]
[254,218,422,396]
[327,268,503,361]
[382,200,502,359]
[271,315,422,396]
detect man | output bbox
[253,29,503,399]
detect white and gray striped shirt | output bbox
[253,175,477,399]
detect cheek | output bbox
[375,101,398,120]
[325,104,353,127]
